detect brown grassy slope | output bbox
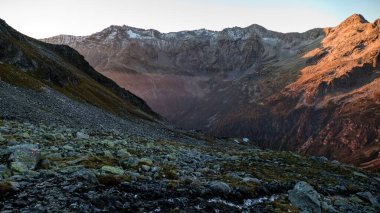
[0,19,158,121]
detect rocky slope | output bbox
[0,18,158,121]
[43,14,380,170]
[1,119,380,212]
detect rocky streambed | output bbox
[0,119,379,212]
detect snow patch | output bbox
[127,29,142,39]
[226,29,244,40]
[104,31,117,42]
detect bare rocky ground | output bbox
[0,117,380,212]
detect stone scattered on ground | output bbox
[0,119,379,212]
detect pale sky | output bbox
[1,0,379,39]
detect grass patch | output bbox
[97,174,131,186]
[160,164,179,180]
[0,181,14,195]
[81,156,119,169]
[0,64,43,91]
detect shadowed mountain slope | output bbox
[0,19,158,122]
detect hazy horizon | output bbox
[1,0,379,39]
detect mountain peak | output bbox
[340,14,368,27]
[374,19,380,26]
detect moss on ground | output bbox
[0,181,13,195]
[0,64,43,91]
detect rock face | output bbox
[43,14,380,170]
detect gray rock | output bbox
[349,195,365,204]
[122,157,139,168]
[73,169,98,184]
[333,196,347,207]
[100,166,124,175]
[353,172,368,178]
[242,177,261,184]
[212,164,221,171]
[321,201,338,213]
[356,192,380,208]
[116,149,131,159]
[0,164,11,179]
[103,150,113,158]
[9,181,27,191]
[141,165,151,172]
[0,134,6,143]
[151,166,160,173]
[62,145,74,151]
[208,181,231,195]
[8,144,40,173]
[76,132,89,140]
[312,156,329,163]
[138,158,153,166]
[21,132,30,138]
[288,181,321,213]
[125,171,140,181]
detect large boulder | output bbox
[288,181,321,213]
[208,181,231,196]
[8,144,40,174]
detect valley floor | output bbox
[0,119,380,212]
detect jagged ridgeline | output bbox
[0,19,158,121]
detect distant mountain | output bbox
[43,14,380,170]
[42,20,324,125]
[0,18,158,124]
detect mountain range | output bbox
[43,14,380,170]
